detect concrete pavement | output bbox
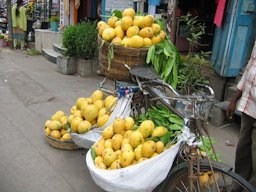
[0,48,240,192]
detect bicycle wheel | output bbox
[158,160,255,192]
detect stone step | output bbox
[210,100,241,127]
[214,101,241,116]
[53,43,66,54]
[42,48,61,64]
[224,84,237,101]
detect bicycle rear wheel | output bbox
[158,160,255,192]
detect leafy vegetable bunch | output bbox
[135,104,184,146]
[146,19,181,89]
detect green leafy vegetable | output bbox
[91,148,96,160]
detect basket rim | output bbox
[45,133,76,144]
[44,127,79,150]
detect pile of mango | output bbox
[44,89,118,142]
[97,8,166,48]
[92,117,171,169]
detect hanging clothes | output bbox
[214,0,227,27]
[75,0,80,9]
[74,0,78,24]
[65,0,69,16]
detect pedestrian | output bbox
[226,41,256,191]
[11,0,27,49]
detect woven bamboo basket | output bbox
[98,36,149,80]
[44,128,79,150]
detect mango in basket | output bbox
[110,159,122,170]
[77,120,92,134]
[112,134,123,150]
[82,104,98,123]
[49,120,61,130]
[113,118,125,134]
[71,117,83,133]
[120,150,135,167]
[97,114,110,127]
[156,141,165,154]
[141,140,156,158]
[44,120,51,128]
[93,138,105,156]
[61,133,71,141]
[151,126,168,137]
[44,127,51,136]
[129,131,144,148]
[93,100,105,110]
[103,150,117,167]
[134,144,143,161]
[102,125,114,140]
[51,130,61,139]
[124,117,135,130]
[98,108,107,117]
[138,120,154,138]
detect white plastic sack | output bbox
[86,127,196,192]
[71,94,133,149]
[86,141,181,192]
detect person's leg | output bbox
[232,113,254,191]
[249,120,256,188]
[13,38,17,49]
[20,31,25,50]
[20,40,25,50]
[13,28,18,49]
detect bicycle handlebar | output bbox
[125,64,215,102]
[141,80,215,102]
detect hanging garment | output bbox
[214,0,227,27]
[65,0,69,16]
[75,0,80,9]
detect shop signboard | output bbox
[52,0,60,10]
[105,0,133,12]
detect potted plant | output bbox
[49,15,59,32]
[0,34,5,47]
[59,21,98,76]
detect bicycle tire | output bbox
[157,160,256,192]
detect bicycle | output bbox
[117,64,256,192]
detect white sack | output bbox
[71,94,133,149]
[86,127,196,192]
[86,141,181,192]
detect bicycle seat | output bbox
[129,64,160,80]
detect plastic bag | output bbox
[86,127,196,192]
[71,94,133,149]
[86,141,181,192]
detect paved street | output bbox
[0,48,240,192]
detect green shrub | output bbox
[62,21,98,60]
[49,16,59,22]
[0,35,4,39]
[62,25,77,57]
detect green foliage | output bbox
[62,25,77,57]
[49,15,59,22]
[0,35,4,39]
[62,21,98,59]
[112,10,122,18]
[177,13,209,94]
[26,48,41,56]
[75,21,98,60]
[146,38,181,88]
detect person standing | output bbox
[226,41,256,191]
[11,0,27,49]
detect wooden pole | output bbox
[167,0,177,43]
[6,0,13,49]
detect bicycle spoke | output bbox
[180,181,189,192]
